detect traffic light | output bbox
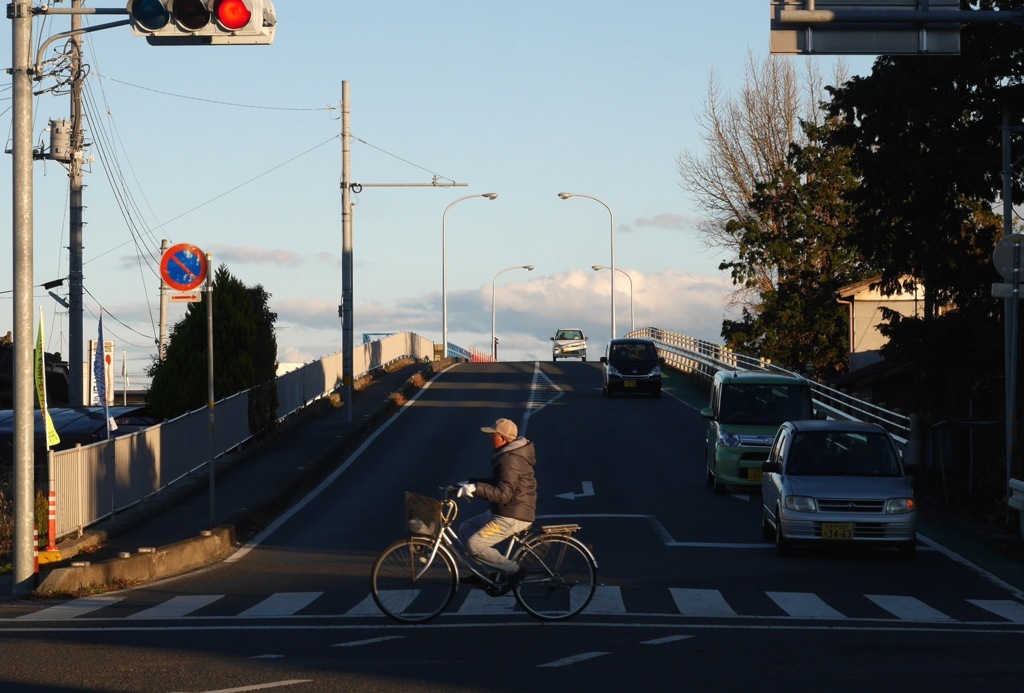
[126,0,276,45]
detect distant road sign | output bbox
[161,243,207,291]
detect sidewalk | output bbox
[1,358,439,600]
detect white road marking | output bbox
[767,592,845,619]
[670,588,737,617]
[16,595,123,620]
[867,594,954,622]
[966,599,1024,623]
[537,651,612,668]
[239,592,321,618]
[127,594,223,620]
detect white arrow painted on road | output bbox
[556,480,594,500]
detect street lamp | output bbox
[593,265,633,333]
[559,192,616,339]
[491,264,535,361]
[442,193,498,358]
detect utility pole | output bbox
[10,0,36,597]
[337,81,467,423]
[340,81,353,422]
[67,0,86,406]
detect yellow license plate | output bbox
[820,523,854,540]
[623,380,637,387]
[747,468,763,482]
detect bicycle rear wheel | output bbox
[370,536,457,623]
[513,534,597,621]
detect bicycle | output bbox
[370,486,598,624]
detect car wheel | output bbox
[651,388,661,399]
[774,506,790,556]
[897,542,916,560]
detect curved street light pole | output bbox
[442,193,498,358]
[593,264,633,334]
[491,264,535,361]
[559,192,616,340]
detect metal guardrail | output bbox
[632,327,913,446]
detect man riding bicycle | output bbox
[456,417,537,590]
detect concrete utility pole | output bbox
[337,81,468,422]
[10,0,37,597]
[340,82,353,421]
[68,0,86,406]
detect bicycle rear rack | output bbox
[540,523,580,534]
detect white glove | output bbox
[457,483,476,499]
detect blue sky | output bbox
[1,2,874,385]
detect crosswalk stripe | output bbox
[346,593,386,616]
[457,589,518,614]
[127,594,224,620]
[767,592,845,619]
[586,585,626,613]
[669,588,737,617]
[967,599,1024,623]
[238,592,322,618]
[17,595,124,621]
[867,594,954,622]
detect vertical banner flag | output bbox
[34,308,60,447]
[94,313,112,438]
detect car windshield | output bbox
[610,342,657,362]
[557,330,582,340]
[786,431,902,477]
[720,384,813,425]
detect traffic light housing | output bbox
[127,0,276,45]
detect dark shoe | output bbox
[508,566,527,590]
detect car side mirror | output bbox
[599,356,607,364]
[762,461,782,474]
[700,407,714,419]
[658,357,666,364]
[815,410,827,420]
[550,337,555,341]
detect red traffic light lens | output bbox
[215,0,253,30]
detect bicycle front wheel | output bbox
[513,534,597,621]
[370,536,457,624]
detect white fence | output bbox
[50,331,434,540]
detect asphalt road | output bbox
[1,361,1022,692]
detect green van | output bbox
[701,370,817,494]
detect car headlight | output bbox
[885,498,916,514]
[649,366,662,377]
[717,430,742,447]
[606,365,622,377]
[784,496,817,512]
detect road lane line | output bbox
[537,652,611,668]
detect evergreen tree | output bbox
[148,265,278,431]
[721,119,865,377]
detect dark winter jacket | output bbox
[469,437,537,523]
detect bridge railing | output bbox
[633,327,913,446]
[48,331,435,540]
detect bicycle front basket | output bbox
[404,492,442,536]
